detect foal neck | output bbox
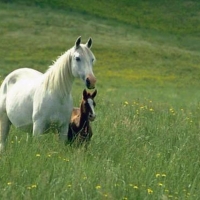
[79,101,89,128]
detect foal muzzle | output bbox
[89,113,96,121]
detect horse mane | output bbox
[43,49,73,96]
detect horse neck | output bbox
[44,50,74,97]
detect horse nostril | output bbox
[86,78,90,88]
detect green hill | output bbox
[1,0,200,91]
[10,0,200,34]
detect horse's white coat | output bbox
[0,37,96,151]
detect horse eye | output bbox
[76,57,81,61]
[92,58,94,62]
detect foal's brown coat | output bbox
[68,89,97,144]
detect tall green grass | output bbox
[0,1,200,199]
[1,98,200,199]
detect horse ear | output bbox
[86,38,92,48]
[92,89,97,98]
[75,36,81,48]
[83,89,88,100]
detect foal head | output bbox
[81,89,97,121]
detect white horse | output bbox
[0,36,96,151]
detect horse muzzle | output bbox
[85,74,96,89]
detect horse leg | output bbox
[58,124,69,143]
[0,114,11,152]
[32,120,46,136]
[58,111,71,143]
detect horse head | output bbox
[71,36,96,89]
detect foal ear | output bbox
[92,89,97,98]
[86,38,92,48]
[83,89,88,100]
[75,36,81,48]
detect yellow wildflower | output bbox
[133,185,139,189]
[147,188,153,194]
[96,185,101,189]
[124,101,129,105]
[156,173,160,177]
[31,184,37,188]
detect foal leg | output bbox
[0,114,11,152]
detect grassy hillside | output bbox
[0,1,200,199]
[0,0,200,111]
[9,0,200,35]
[1,1,200,91]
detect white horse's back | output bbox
[0,68,43,129]
[2,68,42,91]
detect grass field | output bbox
[0,1,200,199]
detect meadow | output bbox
[0,1,200,199]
